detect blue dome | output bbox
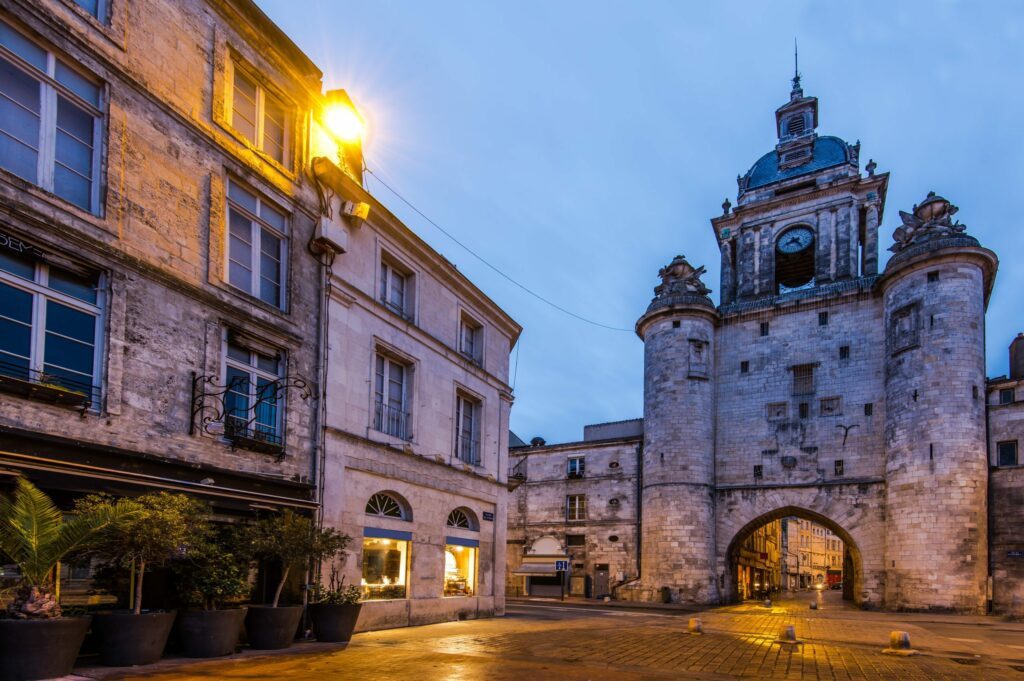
[745,136,851,190]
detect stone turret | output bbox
[879,193,997,612]
[635,256,719,603]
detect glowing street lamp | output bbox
[323,89,365,144]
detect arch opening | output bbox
[725,506,862,607]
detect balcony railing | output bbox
[455,434,480,465]
[374,401,412,441]
[0,358,98,412]
[224,415,283,455]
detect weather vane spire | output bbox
[791,38,803,99]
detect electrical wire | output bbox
[363,165,634,333]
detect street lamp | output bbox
[323,90,365,143]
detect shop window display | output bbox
[361,537,409,600]
[444,544,476,597]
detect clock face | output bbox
[777,227,814,254]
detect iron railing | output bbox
[455,434,480,465]
[374,401,412,441]
[508,456,527,481]
[0,357,99,411]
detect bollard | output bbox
[687,617,703,635]
[763,598,772,608]
[809,601,818,610]
[775,624,800,645]
[881,630,918,656]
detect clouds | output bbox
[258,0,1024,443]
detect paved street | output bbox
[74,591,1024,681]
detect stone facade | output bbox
[506,421,641,598]
[512,76,1021,615]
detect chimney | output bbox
[1011,333,1024,381]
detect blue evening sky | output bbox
[257,1,1024,445]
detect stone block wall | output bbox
[988,376,1024,615]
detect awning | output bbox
[512,563,558,576]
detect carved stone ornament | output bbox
[889,192,967,253]
[654,255,712,297]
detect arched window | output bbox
[365,492,408,519]
[786,114,806,136]
[446,507,478,531]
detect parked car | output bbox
[829,582,843,590]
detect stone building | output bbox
[506,420,641,598]
[780,518,844,590]
[0,0,521,630]
[734,519,780,600]
[509,74,1022,614]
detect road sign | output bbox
[555,560,569,571]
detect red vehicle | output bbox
[826,569,842,588]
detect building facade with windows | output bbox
[506,420,641,599]
[313,157,521,630]
[509,75,1023,615]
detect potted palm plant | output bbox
[242,510,349,650]
[308,562,362,643]
[0,478,134,681]
[170,524,250,658]
[75,492,207,666]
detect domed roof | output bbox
[745,136,851,190]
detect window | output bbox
[740,360,749,374]
[566,494,586,522]
[999,388,1015,405]
[753,465,763,479]
[798,402,810,419]
[927,271,940,283]
[454,393,480,464]
[0,235,102,406]
[839,345,850,360]
[361,536,409,600]
[223,336,283,446]
[998,441,1018,467]
[818,311,828,326]
[230,61,287,164]
[786,114,806,136]
[792,364,815,396]
[672,320,681,329]
[760,321,770,337]
[226,179,287,307]
[374,353,411,440]
[70,0,107,21]
[459,314,482,364]
[834,460,844,476]
[566,534,585,547]
[446,508,475,529]
[444,543,476,597]
[379,257,414,321]
[0,20,103,212]
[567,456,585,479]
[365,492,408,519]
[819,396,841,416]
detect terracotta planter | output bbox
[177,608,247,658]
[244,605,303,650]
[91,611,176,666]
[308,603,362,643]
[0,616,91,681]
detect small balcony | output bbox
[0,359,97,412]
[455,434,480,466]
[374,402,412,441]
[507,456,527,491]
[224,416,284,456]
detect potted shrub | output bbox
[75,492,207,666]
[0,478,134,681]
[242,510,349,650]
[170,524,250,658]
[308,563,362,643]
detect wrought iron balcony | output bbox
[455,434,480,466]
[373,401,412,441]
[507,456,527,491]
[0,358,98,412]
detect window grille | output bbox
[446,508,473,529]
[366,492,406,519]
[792,364,815,395]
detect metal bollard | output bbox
[775,624,800,645]
[809,601,818,610]
[881,630,918,656]
[763,598,772,608]
[687,617,703,635]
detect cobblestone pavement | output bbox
[82,592,1024,681]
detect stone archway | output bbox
[724,505,862,604]
[715,484,886,609]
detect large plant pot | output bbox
[91,611,176,667]
[177,608,246,658]
[0,616,91,681]
[308,603,362,643]
[244,605,304,650]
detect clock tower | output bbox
[712,74,888,304]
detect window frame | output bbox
[360,536,410,601]
[999,388,1015,405]
[0,19,105,213]
[454,392,481,465]
[566,494,587,522]
[379,254,415,322]
[221,333,285,445]
[567,455,585,479]
[997,440,1018,467]
[226,58,290,166]
[67,0,109,23]
[0,240,105,408]
[458,311,483,364]
[373,350,413,441]
[224,177,289,309]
